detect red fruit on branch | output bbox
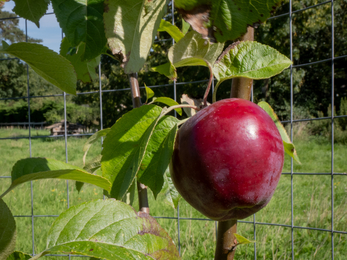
[170,98,284,221]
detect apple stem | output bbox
[128,73,150,214]
[215,219,238,260]
[203,66,214,106]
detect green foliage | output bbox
[32,199,180,259]
[168,30,224,72]
[6,251,31,260]
[104,0,167,73]
[51,0,107,61]
[258,101,300,163]
[0,158,112,198]
[60,38,100,83]
[174,0,211,11]
[43,100,99,126]
[0,42,77,95]
[137,116,178,198]
[213,41,292,82]
[157,19,185,42]
[101,105,163,199]
[0,199,16,260]
[211,0,282,42]
[12,0,48,27]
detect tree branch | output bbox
[128,73,149,214]
[215,26,254,260]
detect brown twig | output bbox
[214,219,238,260]
[203,66,214,107]
[128,73,149,214]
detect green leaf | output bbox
[60,38,100,83]
[32,199,180,260]
[101,105,163,200]
[162,168,181,209]
[145,85,155,103]
[181,19,190,34]
[211,0,282,42]
[0,42,77,95]
[6,251,31,260]
[234,233,255,245]
[175,0,210,10]
[0,199,16,260]
[83,128,111,165]
[121,181,136,206]
[258,101,301,164]
[0,158,111,199]
[213,41,292,83]
[12,0,48,27]
[158,19,184,42]
[76,154,103,193]
[151,62,177,80]
[138,116,178,198]
[104,0,167,73]
[168,30,224,70]
[151,97,182,116]
[51,0,107,60]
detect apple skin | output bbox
[170,98,284,221]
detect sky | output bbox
[2,1,62,53]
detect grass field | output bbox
[0,128,346,259]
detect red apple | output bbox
[170,98,284,221]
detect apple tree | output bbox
[0,0,300,259]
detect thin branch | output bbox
[128,73,149,214]
[203,66,214,106]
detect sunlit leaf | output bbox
[258,101,301,164]
[0,42,77,95]
[31,199,180,260]
[145,85,155,103]
[168,30,224,70]
[104,0,167,73]
[82,128,110,165]
[158,19,184,42]
[0,158,111,199]
[234,233,255,245]
[151,97,182,116]
[213,41,292,83]
[101,105,163,200]
[150,62,177,80]
[162,168,181,209]
[138,116,178,198]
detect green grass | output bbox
[0,128,346,259]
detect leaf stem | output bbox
[0,186,12,200]
[203,66,214,106]
[128,73,149,214]
[212,82,221,103]
[162,104,199,116]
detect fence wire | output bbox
[0,0,346,259]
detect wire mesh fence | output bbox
[0,0,346,259]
